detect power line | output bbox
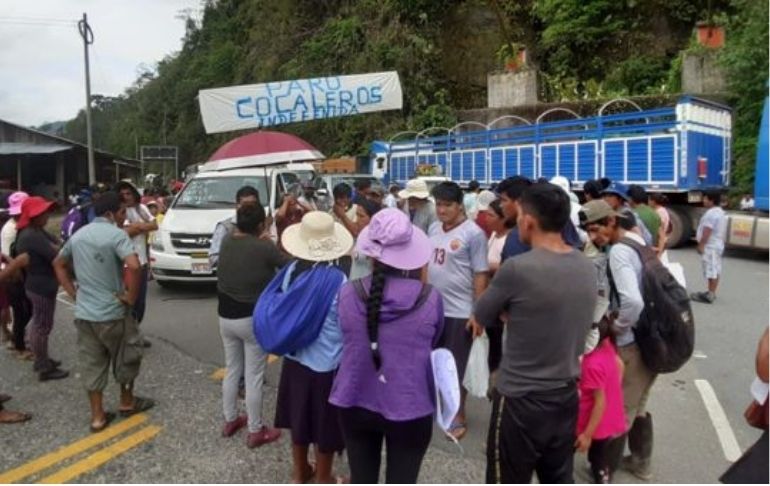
[0,15,77,27]
[0,19,77,27]
[0,15,76,23]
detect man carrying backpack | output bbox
[579,200,655,480]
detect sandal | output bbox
[446,420,468,441]
[292,463,316,484]
[119,396,155,417]
[90,412,116,433]
[0,409,32,424]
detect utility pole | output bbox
[78,13,96,185]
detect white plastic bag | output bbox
[431,348,460,433]
[463,333,490,398]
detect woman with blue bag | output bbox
[254,211,352,484]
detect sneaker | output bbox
[222,415,247,438]
[246,426,281,448]
[33,359,62,372]
[690,291,715,304]
[39,368,69,381]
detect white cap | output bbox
[476,190,497,211]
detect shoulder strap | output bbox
[607,263,620,307]
[413,283,434,310]
[353,279,433,312]
[618,236,657,266]
[352,279,368,302]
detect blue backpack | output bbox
[253,262,345,356]
[61,204,92,241]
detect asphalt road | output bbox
[0,245,766,483]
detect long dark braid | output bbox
[366,260,387,370]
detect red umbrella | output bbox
[204,131,324,170]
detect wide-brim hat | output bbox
[115,180,141,201]
[17,196,56,230]
[281,211,353,262]
[356,208,431,270]
[8,191,29,216]
[398,179,430,200]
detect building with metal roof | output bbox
[0,118,141,202]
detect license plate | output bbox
[190,259,212,275]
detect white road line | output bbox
[694,379,742,462]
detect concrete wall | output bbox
[682,51,727,94]
[487,70,540,108]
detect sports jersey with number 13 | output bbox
[427,219,489,319]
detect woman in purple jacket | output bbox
[330,208,444,484]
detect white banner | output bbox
[198,71,403,134]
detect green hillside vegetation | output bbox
[58,0,767,193]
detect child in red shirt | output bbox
[576,322,626,483]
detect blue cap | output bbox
[601,181,630,202]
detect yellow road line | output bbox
[210,368,226,380]
[37,425,162,484]
[0,413,147,483]
[210,355,279,381]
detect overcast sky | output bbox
[0,0,201,127]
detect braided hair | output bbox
[366,260,388,370]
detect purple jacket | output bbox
[330,276,444,421]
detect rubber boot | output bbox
[622,412,653,480]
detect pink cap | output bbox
[7,191,29,216]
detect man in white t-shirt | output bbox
[427,181,489,441]
[691,190,728,304]
[117,181,157,343]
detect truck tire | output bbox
[667,206,693,248]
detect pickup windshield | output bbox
[173,176,269,209]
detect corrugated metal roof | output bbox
[0,142,72,155]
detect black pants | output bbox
[132,266,148,324]
[338,406,433,484]
[588,438,611,483]
[487,326,503,373]
[7,280,31,351]
[486,385,578,484]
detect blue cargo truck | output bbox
[371,96,768,249]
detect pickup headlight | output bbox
[150,233,165,252]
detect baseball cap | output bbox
[579,200,622,226]
[7,191,29,216]
[476,190,497,211]
[601,181,630,202]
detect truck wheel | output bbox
[667,207,693,248]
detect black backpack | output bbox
[609,237,695,373]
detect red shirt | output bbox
[276,207,305,249]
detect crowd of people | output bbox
[207,173,733,483]
[0,171,761,484]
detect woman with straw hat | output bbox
[330,208,444,483]
[258,211,352,484]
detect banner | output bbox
[198,71,403,134]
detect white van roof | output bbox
[194,162,316,178]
